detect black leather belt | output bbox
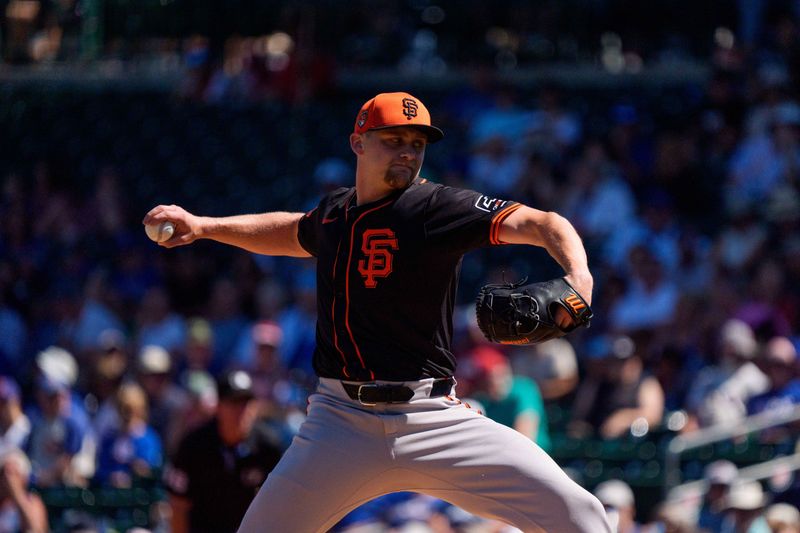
[342,377,455,405]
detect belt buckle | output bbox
[357,384,379,406]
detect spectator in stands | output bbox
[136,345,189,445]
[593,479,640,533]
[95,382,162,488]
[735,259,794,341]
[698,460,739,533]
[685,319,769,431]
[608,245,680,333]
[207,278,248,373]
[765,503,800,533]
[526,84,583,159]
[715,201,769,274]
[166,370,282,533]
[71,269,125,356]
[721,480,770,533]
[27,376,86,487]
[568,335,664,439]
[560,140,636,243]
[0,377,29,451]
[240,318,308,444]
[166,371,218,458]
[136,287,186,353]
[750,337,800,415]
[233,280,286,366]
[468,86,532,148]
[278,268,318,384]
[32,345,95,482]
[0,448,47,533]
[182,318,214,373]
[650,501,696,533]
[466,135,526,197]
[728,102,800,207]
[469,346,550,451]
[508,338,579,401]
[88,331,129,439]
[244,320,284,402]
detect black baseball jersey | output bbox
[297,177,520,381]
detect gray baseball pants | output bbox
[237,378,610,533]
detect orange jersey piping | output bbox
[490,203,522,245]
[344,199,394,378]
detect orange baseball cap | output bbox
[354,92,444,143]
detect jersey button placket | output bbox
[332,211,355,377]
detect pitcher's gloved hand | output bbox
[475,277,593,345]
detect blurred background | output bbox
[2,0,800,532]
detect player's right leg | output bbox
[236,384,401,533]
[394,400,611,533]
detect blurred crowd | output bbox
[2,1,800,533]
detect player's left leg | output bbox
[392,399,611,533]
[236,380,417,533]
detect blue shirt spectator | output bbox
[26,377,85,487]
[95,383,163,487]
[748,337,800,416]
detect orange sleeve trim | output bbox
[490,203,522,245]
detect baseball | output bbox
[145,221,175,243]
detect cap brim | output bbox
[368,124,444,143]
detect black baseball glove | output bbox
[475,277,593,345]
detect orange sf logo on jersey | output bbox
[358,229,399,288]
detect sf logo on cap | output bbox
[402,98,418,120]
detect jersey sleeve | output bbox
[423,185,521,253]
[297,187,350,256]
[296,205,321,257]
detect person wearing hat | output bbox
[721,480,770,533]
[568,335,664,439]
[27,375,86,487]
[145,92,607,532]
[685,319,768,431]
[165,370,282,533]
[243,320,292,405]
[698,460,739,533]
[135,345,189,446]
[748,337,800,418]
[593,479,641,533]
[509,338,579,401]
[469,346,551,451]
[765,503,800,533]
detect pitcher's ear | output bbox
[350,133,365,155]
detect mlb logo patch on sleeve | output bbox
[474,195,508,213]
